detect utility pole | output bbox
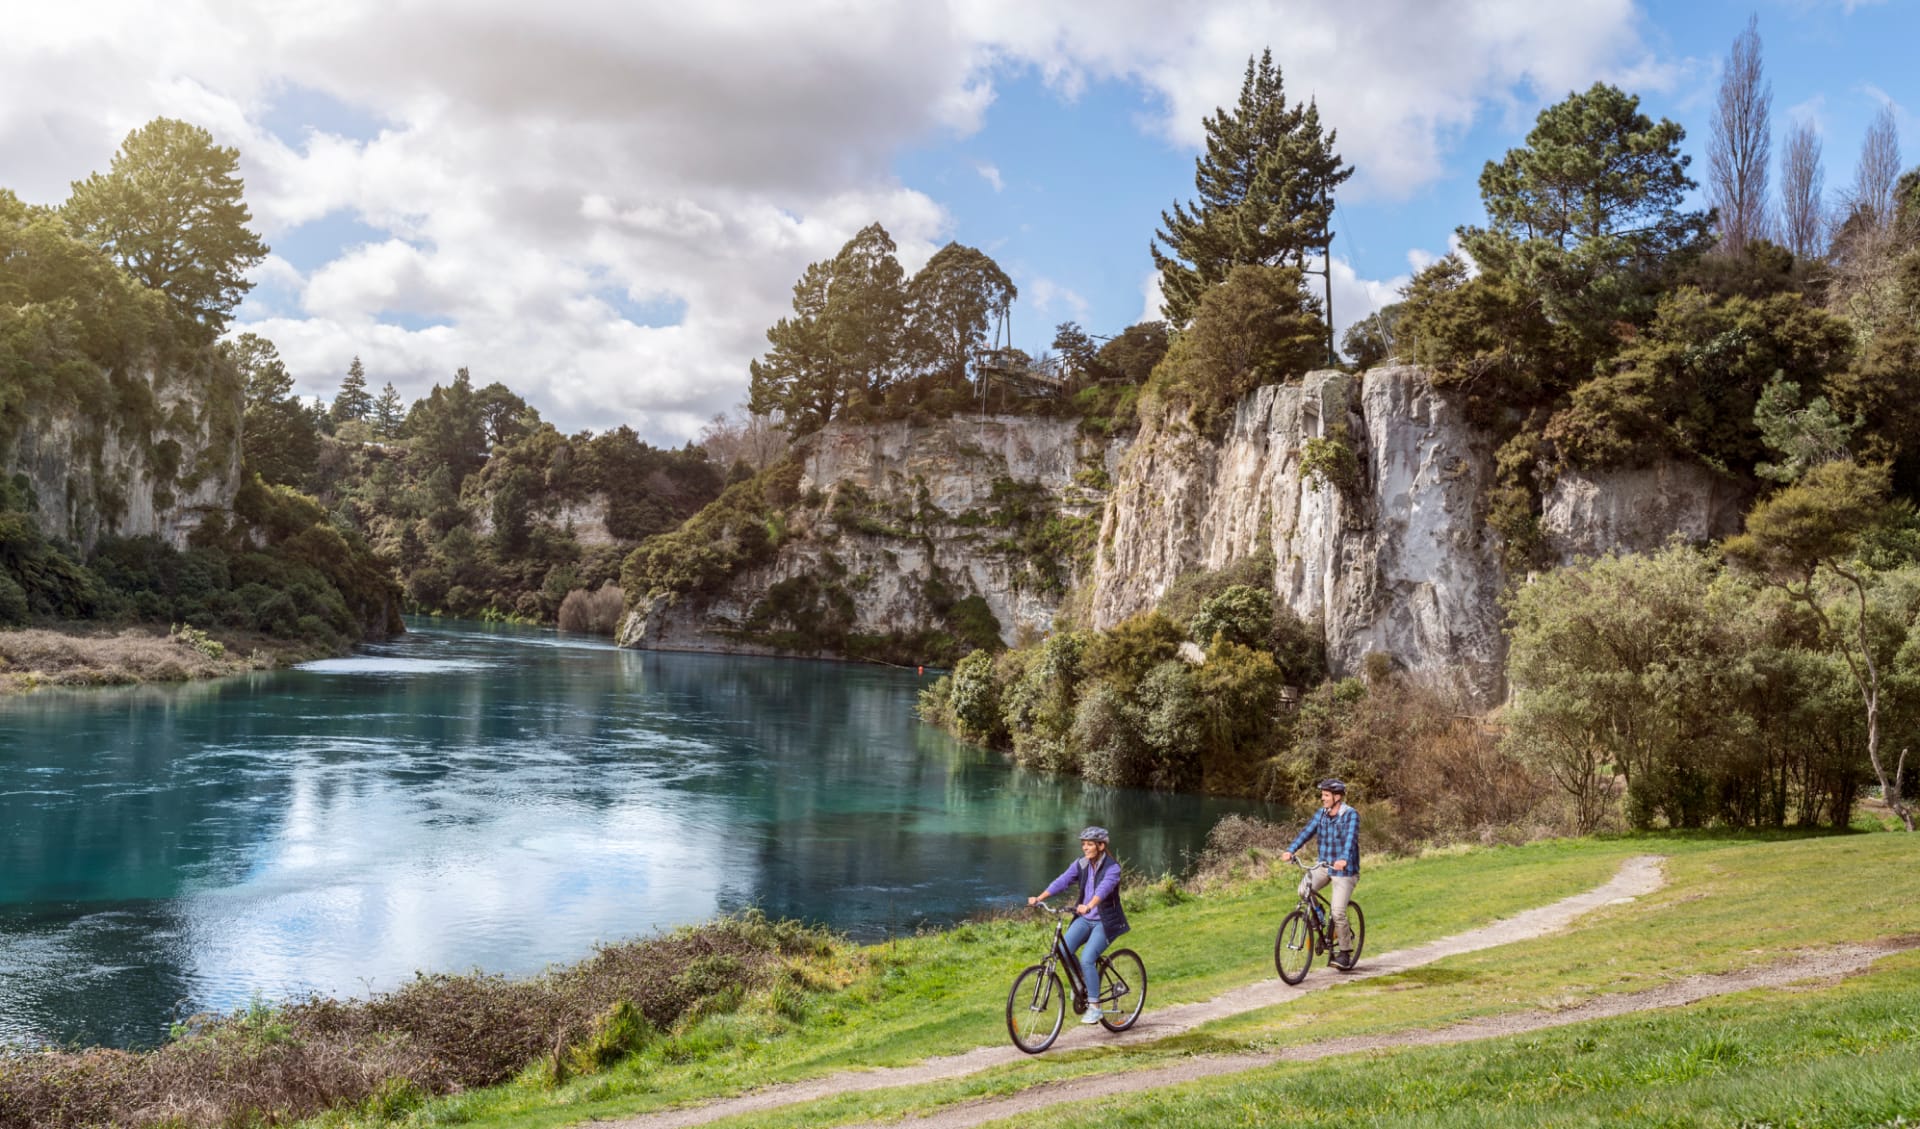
[1322,185,1336,367]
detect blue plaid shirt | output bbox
[1288,803,1361,876]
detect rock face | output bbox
[622,367,1746,698]
[618,415,1121,655]
[1092,366,1506,702]
[1541,462,1750,564]
[3,359,244,551]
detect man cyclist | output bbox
[1028,826,1129,1024]
[1280,779,1360,970]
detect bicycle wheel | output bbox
[1096,948,1147,1031]
[1274,909,1314,985]
[1006,964,1066,1054]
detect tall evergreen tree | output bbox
[748,223,909,432]
[1462,83,1713,346]
[905,242,1016,386]
[63,118,268,339]
[372,382,405,438]
[333,355,373,422]
[1151,49,1353,327]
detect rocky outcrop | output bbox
[3,358,244,551]
[1092,366,1506,702]
[1090,366,1739,704]
[1541,462,1750,564]
[621,368,1748,694]
[618,415,1122,656]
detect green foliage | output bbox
[1462,83,1712,348]
[332,355,373,423]
[1545,287,1854,473]
[1505,543,1883,831]
[1298,423,1360,495]
[1752,375,1856,483]
[621,462,800,600]
[1724,460,1897,582]
[62,117,268,340]
[1153,49,1353,327]
[1340,302,1403,370]
[905,241,1016,387]
[1189,584,1273,650]
[1147,264,1326,437]
[168,622,225,659]
[1155,551,1276,627]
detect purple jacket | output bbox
[1043,853,1130,938]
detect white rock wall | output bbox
[3,360,243,551]
[621,414,1114,654]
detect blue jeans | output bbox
[1062,916,1111,1009]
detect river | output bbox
[0,619,1267,1048]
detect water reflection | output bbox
[0,621,1266,1048]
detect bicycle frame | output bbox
[1035,906,1093,1005]
[1290,859,1340,950]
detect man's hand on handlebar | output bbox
[1280,850,1294,862]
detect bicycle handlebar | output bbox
[1029,899,1087,918]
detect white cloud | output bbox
[954,0,1664,199]
[4,0,1670,439]
[1025,277,1090,321]
[974,162,1005,192]
[1138,272,1167,325]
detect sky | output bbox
[3,0,1915,444]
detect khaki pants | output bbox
[1298,870,1358,952]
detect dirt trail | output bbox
[599,856,1666,1129]
[890,938,1919,1128]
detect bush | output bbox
[1190,584,1273,650]
[557,583,625,635]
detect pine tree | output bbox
[372,382,405,439]
[1151,50,1353,327]
[333,355,373,422]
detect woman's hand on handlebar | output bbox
[1280,850,1294,862]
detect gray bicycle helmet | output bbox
[1078,825,1110,842]
[1315,779,1347,795]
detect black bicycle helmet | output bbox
[1078,825,1110,842]
[1315,779,1347,795]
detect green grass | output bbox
[651,832,1920,1129]
[998,950,1920,1128]
[309,838,1648,1127]
[306,832,1917,1128]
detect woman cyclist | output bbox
[1028,826,1130,1024]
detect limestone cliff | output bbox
[2,355,244,551]
[618,415,1120,657]
[1089,365,1744,703]
[619,366,1746,689]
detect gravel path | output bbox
[596,856,1667,1129]
[889,937,1918,1128]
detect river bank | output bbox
[0,624,339,695]
[4,829,1909,1129]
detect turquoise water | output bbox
[0,620,1266,1048]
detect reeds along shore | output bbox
[0,913,834,1129]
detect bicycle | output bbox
[1273,856,1366,985]
[1004,902,1147,1054]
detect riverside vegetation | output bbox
[912,43,1920,842]
[4,825,1909,1128]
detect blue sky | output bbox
[3,1,1914,442]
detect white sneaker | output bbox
[1080,1007,1103,1025]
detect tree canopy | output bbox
[1152,49,1352,328]
[63,118,268,340]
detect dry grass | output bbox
[557,584,625,636]
[0,914,835,1129]
[0,626,315,694]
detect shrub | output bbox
[1189,584,1273,650]
[557,583,625,635]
